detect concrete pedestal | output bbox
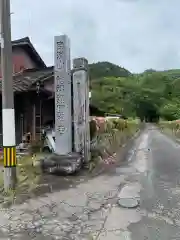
[41,152,82,175]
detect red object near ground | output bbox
[93,117,106,133]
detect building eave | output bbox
[1,37,47,69]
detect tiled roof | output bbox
[0,66,53,92]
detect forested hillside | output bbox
[89,62,131,79]
[89,62,180,121]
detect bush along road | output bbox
[158,120,180,142]
[89,118,141,171]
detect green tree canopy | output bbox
[89,61,180,121]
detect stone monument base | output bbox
[41,152,82,175]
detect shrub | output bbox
[159,120,180,138]
[89,118,140,170]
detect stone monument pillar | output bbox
[72,58,90,163]
[54,35,72,155]
[41,35,82,175]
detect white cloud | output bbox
[11,0,180,72]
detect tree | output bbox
[160,100,180,121]
[89,61,180,121]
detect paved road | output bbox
[128,126,180,240]
[1,125,180,239]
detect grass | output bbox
[0,153,46,205]
[158,120,180,141]
[0,153,44,186]
[0,173,3,187]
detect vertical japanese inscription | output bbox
[55,40,66,135]
[54,35,72,155]
[56,41,64,70]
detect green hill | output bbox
[89,61,131,80]
[89,62,180,121]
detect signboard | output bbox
[54,35,72,155]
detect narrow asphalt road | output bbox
[1,125,180,239]
[128,125,180,240]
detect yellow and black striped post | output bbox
[3,146,17,168]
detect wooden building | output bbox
[0,37,103,146]
[0,37,46,76]
[0,67,54,145]
[0,37,52,145]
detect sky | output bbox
[10,0,180,73]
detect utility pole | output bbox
[0,0,17,190]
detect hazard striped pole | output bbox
[0,0,17,190]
